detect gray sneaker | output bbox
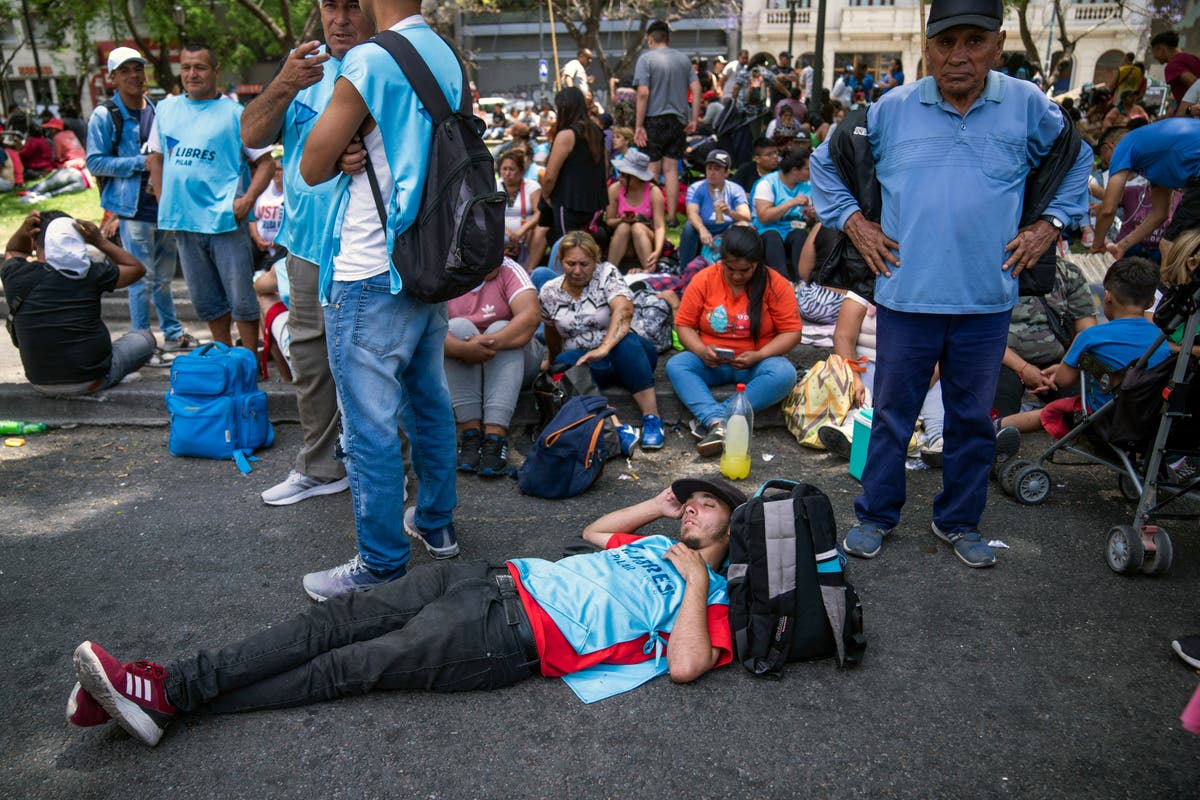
[696,422,726,457]
[931,522,996,568]
[261,471,350,506]
[302,554,404,602]
[162,333,201,353]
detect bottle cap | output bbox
[736,383,746,392]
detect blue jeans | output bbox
[856,306,1011,533]
[665,351,798,428]
[164,561,536,713]
[121,219,182,341]
[175,225,258,322]
[558,331,658,394]
[325,274,457,574]
[677,220,732,267]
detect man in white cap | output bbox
[1,211,154,395]
[240,0,372,507]
[87,46,197,357]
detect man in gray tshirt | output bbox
[633,19,700,227]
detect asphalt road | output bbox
[1,423,1197,799]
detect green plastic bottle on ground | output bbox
[0,420,48,435]
[720,384,753,481]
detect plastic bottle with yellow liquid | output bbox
[720,384,753,480]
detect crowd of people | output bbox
[1,0,1197,747]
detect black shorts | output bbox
[1163,183,1200,241]
[642,114,687,162]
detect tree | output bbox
[544,0,740,86]
[1006,0,1129,80]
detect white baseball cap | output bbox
[107,46,147,74]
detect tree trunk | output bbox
[121,0,174,89]
[1014,0,1044,74]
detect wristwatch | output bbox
[1040,214,1064,231]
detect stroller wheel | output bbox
[1105,524,1144,574]
[1117,472,1141,502]
[1013,465,1051,505]
[1140,527,1174,576]
[999,459,1032,496]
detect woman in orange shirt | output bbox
[667,226,803,456]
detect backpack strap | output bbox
[371,29,470,123]
[751,495,800,676]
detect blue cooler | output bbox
[848,408,873,481]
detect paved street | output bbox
[1,420,1197,799]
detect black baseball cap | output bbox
[926,0,1003,37]
[705,149,732,169]
[671,478,747,512]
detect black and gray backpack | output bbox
[365,30,505,303]
[728,479,866,677]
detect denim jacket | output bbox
[85,94,151,218]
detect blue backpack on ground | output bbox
[165,343,274,473]
[518,394,618,499]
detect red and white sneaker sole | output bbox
[73,642,166,747]
[66,681,111,727]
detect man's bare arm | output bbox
[581,487,684,548]
[300,77,370,187]
[147,152,163,201]
[242,41,329,148]
[663,543,720,682]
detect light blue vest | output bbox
[751,171,810,237]
[510,535,728,703]
[154,95,250,234]
[275,46,341,265]
[318,20,463,302]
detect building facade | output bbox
[742,0,1151,98]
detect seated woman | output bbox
[497,150,544,269]
[604,148,665,273]
[666,226,802,456]
[791,221,846,325]
[677,149,751,268]
[817,288,947,465]
[764,104,802,141]
[751,149,814,281]
[540,231,665,450]
[445,257,544,477]
[1,211,154,396]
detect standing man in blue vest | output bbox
[147,44,275,351]
[87,47,198,355]
[810,0,1091,569]
[240,1,373,507]
[296,0,460,601]
[66,478,742,747]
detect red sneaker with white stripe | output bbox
[66,681,110,727]
[73,641,178,746]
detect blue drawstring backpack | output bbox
[518,394,618,499]
[165,343,274,473]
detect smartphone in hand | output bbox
[714,346,735,362]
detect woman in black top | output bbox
[540,87,608,243]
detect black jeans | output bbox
[760,228,808,282]
[165,561,538,713]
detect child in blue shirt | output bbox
[1002,257,1172,438]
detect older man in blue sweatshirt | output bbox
[810,0,1091,569]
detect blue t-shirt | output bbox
[751,171,810,237]
[275,46,342,265]
[810,72,1093,315]
[1064,316,1172,411]
[685,179,749,234]
[1107,118,1200,189]
[320,17,462,301]
[153,95,253,234]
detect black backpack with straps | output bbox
[363,30,506,303]
[727,479,866,677]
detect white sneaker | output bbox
[261,471,350,506]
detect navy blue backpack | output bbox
[518,394,618,499]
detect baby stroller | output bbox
[995,276,1200,575]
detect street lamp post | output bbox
[813,0,827,106]
[787,0,797,59]
[173,5,187,44]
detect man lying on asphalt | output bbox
[67,478,746,746]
